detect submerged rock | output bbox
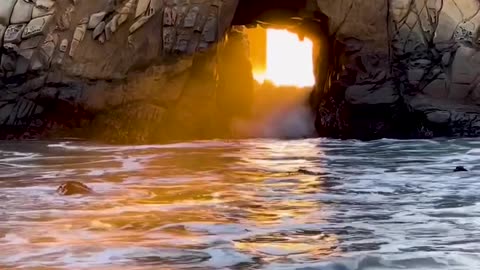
[453,166,468,172]
[56,181,93,195]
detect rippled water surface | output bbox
[1,138,480,269]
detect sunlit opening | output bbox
[253,29,315,88]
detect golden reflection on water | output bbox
[1,140,340,268]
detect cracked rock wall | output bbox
[316,0,480,138]
[0,0,241,142]
[390,0,480,136]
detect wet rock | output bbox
[0,0,18,25]
[56,181,93,195]
[453,166,468,172]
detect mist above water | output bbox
[232,82,317,139]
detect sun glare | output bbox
[253,29,315,88]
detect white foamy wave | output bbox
[48,141,240,152]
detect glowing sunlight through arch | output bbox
[254,29,315,88]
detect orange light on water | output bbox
[253,29,315,88]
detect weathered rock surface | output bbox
[314,0,480,139]
[56,181,93,195]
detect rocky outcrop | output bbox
[1,0,480,142]
[0,0,242,143]
[315,0,480,139]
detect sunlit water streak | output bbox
[1,138,480,269]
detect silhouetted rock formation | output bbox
[453,166,468,172]
[56,181,93,195]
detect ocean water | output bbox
[1,138,480,269]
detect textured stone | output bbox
[35,0,55,10]
[11,0,34,24]
[135,0,150,18]
[423,79,448,99]
[174,30,191,52]
[346,83,399,105]
[4,24,26,44]
[105,21,113,40]
[426,111,451,124]
[57,5,75,31]
[129,15,150,34]
[163,27,176,52]
[19,35,43,49]
[68,39,80,57]
[59,38,68,52]
[15,53,31,75]
[109,15,119,33]
[0,0,18,25]
[117,13,129,26]
[150,0,163,11]
[22,15,53,39]
[0,25,6,48]
[408,69,424,83]
[202,17,217,42]
[87,12,106,30]
[449,83,471,100]
[0,104,15,124]
[184,6,200,27]
[92,21,105,39]
[451,46,478,84]
[98,33,106,44]
[32,0,55,19]
[38,33,58,67]
[163,7,176,26]
[1,54,16,73]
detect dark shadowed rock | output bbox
[56,181,93,195]
[453,166,468,172]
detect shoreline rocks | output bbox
[56,181,93,195]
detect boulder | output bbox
[0,0,18,25]
[56,181,93,195]
[87,12,107,29]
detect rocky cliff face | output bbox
[0,0,243,143]
[316,0,480,139]
[1,0,480,142]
